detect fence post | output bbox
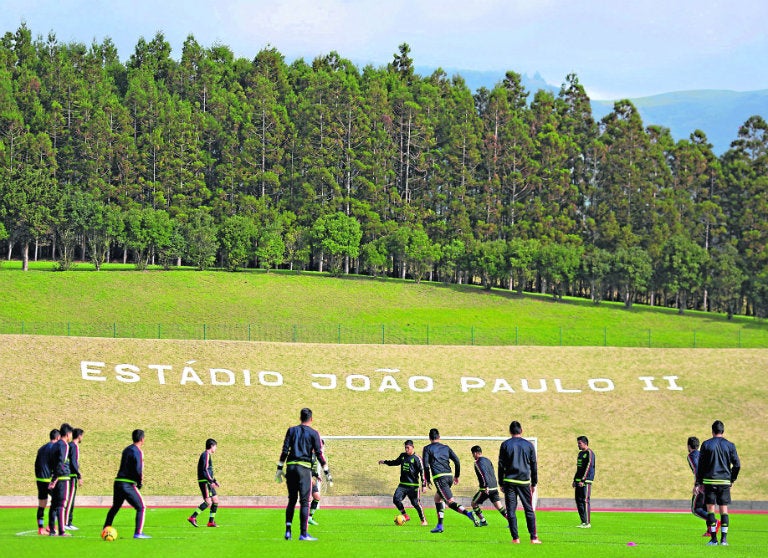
[248,324,251,342]
[293,325,297,343]
[604,327,607,346]
[471,325,475,346]
[381,325,385,344]
[158,324,161,339]
[515,326,519,345]
[693,329,696,348]
[648,329,651,348]
[426,324,430,345]
[21,321,24,334]
[203,323,207,340]
[67,322,71,336]
[559,326,562,346]
[113,323,117,338]
[338,324,341,344]
[738,328,742,348]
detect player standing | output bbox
[34,429,59,535]
[573,435,595,528]
[696,420,740,546]
[470,445,507,526]
[686,436,712,536]
[47,423,72,536]
[422,428,478,533]
[498,420,541,544]
[103,429,151,539]
[188,438,220,527]
[308,441,325,526]
[378,439,428,525]
[65,427,84,531]
[276,408,332,541]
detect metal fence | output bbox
[1,320,766,348]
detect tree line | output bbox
[1,24,767,317]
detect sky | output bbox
[1,0,766,100]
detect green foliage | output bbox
[0,26,767,318]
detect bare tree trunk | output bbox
[22,241,29,271]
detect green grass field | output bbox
[1,264,767,347]
[3,507,766,558]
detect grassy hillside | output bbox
[1,265,767,348]
[2,335,766,502]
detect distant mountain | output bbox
[415,66,767,155]
[591,90,768,155]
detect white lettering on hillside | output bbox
[78,362,682,394]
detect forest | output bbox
[1,24,767,317]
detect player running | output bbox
[422,428,479,533]
[378,439,428,525]
[470,445,507,526]
[188,438,220,527]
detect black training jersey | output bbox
[115,444,144,487]
[573,448,595,483]
[197,450,216,484]
[34,441,56,481]
[279,424,327,468]
[49,438,71,480]
[422,442,460,484]
[69,441,81,480]
[687,449,700,476]
[498,436,537,487]
[381,452,425,487]
[474,456,498,490]
[697,437,740,486]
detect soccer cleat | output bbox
[133,533,151,539]
[403,513,411,522]
[467,511,480,526]
[308,516,319,526]
[479,520,488,527]
[64,524,79,531]
[58,532,72,537]
[299,533,318,541]
[188,516,199,527]
[207,521,218,527]
[701,529,711,537]
[531,538,542,544]
[420,519,429,526]
[37,527,50,536]
[511,539,520,544]
[720,541,728,546]
[706,540,719,546]
[578,523,591,528]
[430,524,444,533]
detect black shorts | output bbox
[36,480,50,501]
[472,488,502,506]
[198,481,217,499]
[433,475,454,501]
[704,484,732,506]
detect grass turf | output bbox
[3,507,766,558]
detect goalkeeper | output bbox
[275,408,332,541]
[378,440,428,525]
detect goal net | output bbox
[320,435,538,507]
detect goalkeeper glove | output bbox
[325,470,334,487]
[275,468,284,483]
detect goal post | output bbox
[321,435,538,508]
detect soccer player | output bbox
[47,423,73,537]
[103,429,151,539]
[498,420,541,544]
[65,427,84,531]
[308,440,325,526]
[276,408,332,541]
[34,429,59,535]
[696,420,740,546]
[572,435,595,528]
[188,438,220,527]
[470,445,507,526]
[687,436,711,536]
[378,439,427,525]
[421,428,478,533]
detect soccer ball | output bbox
[101,526,118,541]
[394,514,406,526]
